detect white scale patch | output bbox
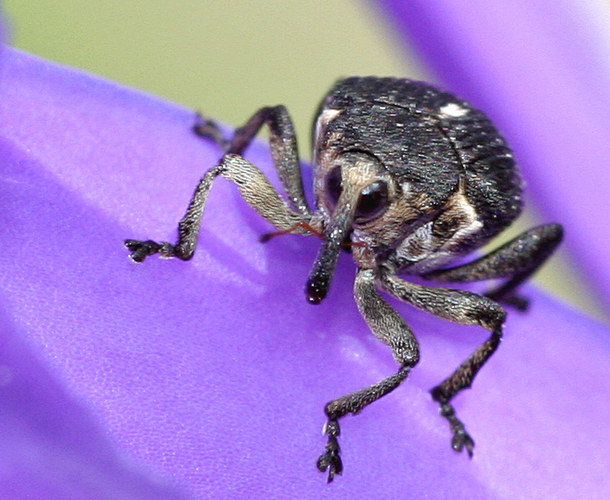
[395,189,483,273]
[312,108,342,167]
[439,102,469,118]
[449,192,483,241]
[314,109,341,145]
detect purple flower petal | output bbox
[0,307,191,499]
[376,0,610,313]
[1,47,609,498]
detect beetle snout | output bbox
[305,194,358,304]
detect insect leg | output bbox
[423,224,563,309]
[125,154,308,262]
[317,268,419,482]
[194,105,310,217]
[380,271,507,456]
[192,113,230,151]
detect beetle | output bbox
[125,77,563,482]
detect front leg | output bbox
[380,270,507,456]
[317,268,420,482]
[126,154,309,262]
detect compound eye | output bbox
[325,166,342,209]
[355,180,389,222]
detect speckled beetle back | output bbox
[316,77,522,243]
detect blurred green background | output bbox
[3,0,604,320]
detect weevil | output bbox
[125,77,563,482]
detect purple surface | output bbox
[0,306,191,499]
[377,0,610,314]
[0,47,609,499]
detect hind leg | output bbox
[424,224,563,310]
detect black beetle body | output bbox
[314,77,522,276]
[126,77,562,482]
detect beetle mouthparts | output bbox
[305,234,343,305]
[305,198,356,305]
[306,277,327,304]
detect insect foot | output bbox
[192,112,230,151]
[439,402,475,457]
[317,419,343,483]
[124,239,177,262]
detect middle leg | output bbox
[193,105,310,217]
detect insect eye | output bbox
[325,166,343,208]
[355,181,389,222]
